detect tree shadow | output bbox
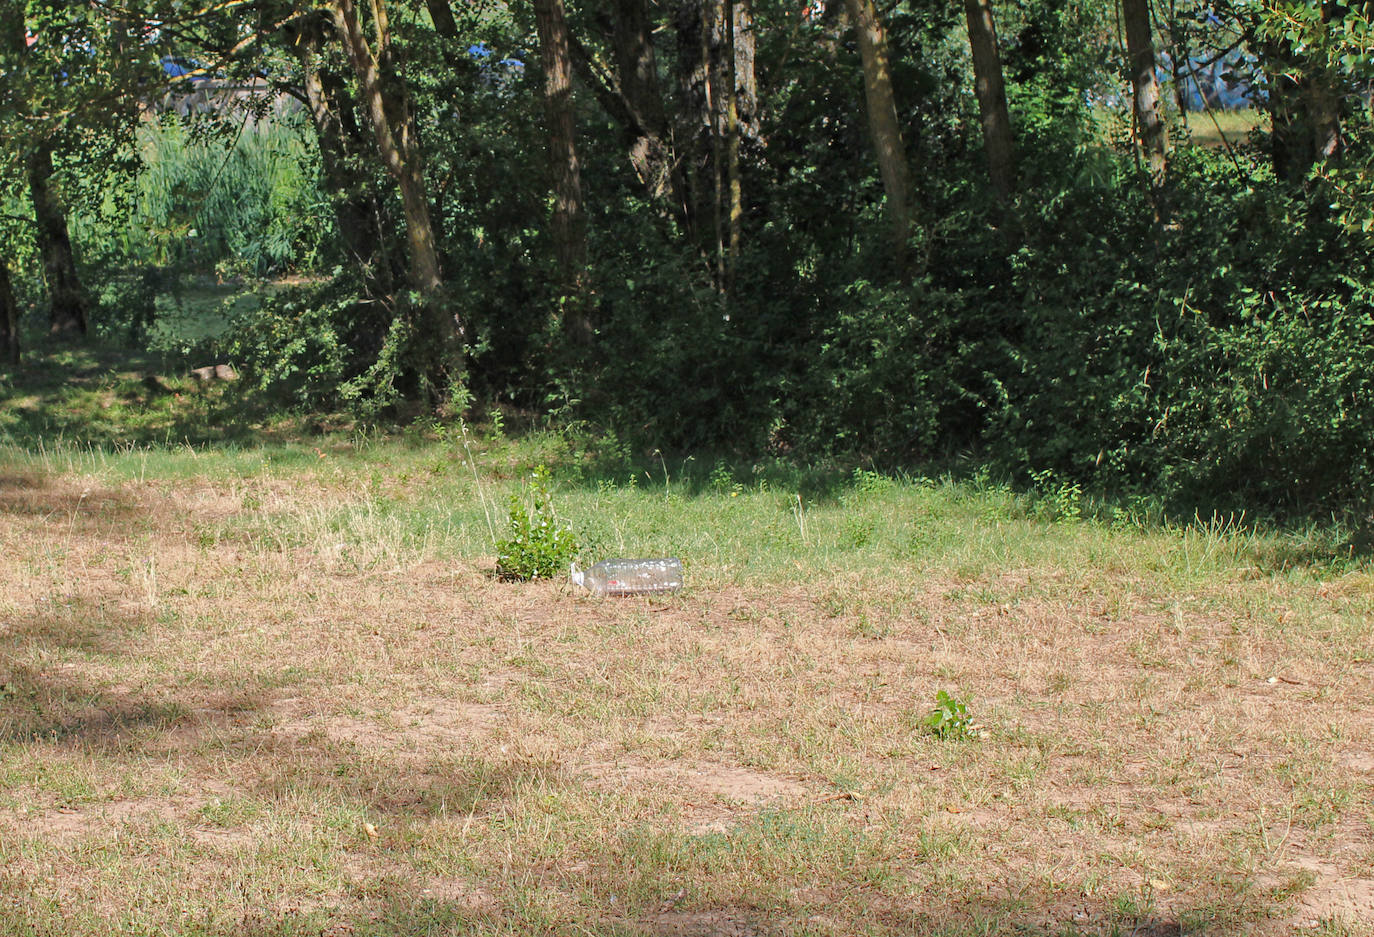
[163,880,1246,937]
[0,470,145,540]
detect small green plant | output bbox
[495,465,578,581]
[1030,469,1083,523]
[709,459,742,496]
[925,690,973,740]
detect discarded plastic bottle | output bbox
[571,558,684,597]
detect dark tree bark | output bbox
[28,144,89,336]
[704,0,727,287]
[1166,0,1190,127]
[731,0,760,154]
[332,0,463,385]
[611,0,685,216]
[295,41,395,297]
[1263,2,1346,182]
[723,0,742,282]
[845,0,914,274]
[1123,0,1168,208]
[674,0,757,269]
[534,0,591,337]
[0,260,20,365]
[4,10,89,336]
[423,0,458,39]
[963,0,1016,201]
[674,0,712,243]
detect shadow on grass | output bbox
[171,885,1250,936]
[0,338,315,449]
[3,339,1368,575]
[0,469,148,541]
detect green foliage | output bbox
[219,277,364,409]
[118,117,327,277]
[495,465,578,581]
[1030,470,1083,523]
[10,0,1374,534]
[924,690,973,741]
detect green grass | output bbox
[1181,108,1268,149]
[1,347,1372,936]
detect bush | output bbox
[495,466,578,581]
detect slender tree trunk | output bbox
[963,0,1016,201]
[28,144,89,336]
[0,260,19,365]
[611,0,686,218]
[423,0,458,39]
[704,0,727,288]
[1123,0,1168,203]
[1167,0,1189,127]
[675,0,754,272]
[675,0,711,243]
[332,0,462,389]
[845,0,913,273]
[723,0,742,284]
[533,0,590,338]
[333,0,443,297]
[297,44,395,297]
[5,11,88,336]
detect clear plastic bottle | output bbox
[571,558,683,596]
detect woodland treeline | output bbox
[3,1,1374,521]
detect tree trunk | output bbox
[674,0,711,243]
[723,0,742,284]
[297,43,395,297]
[674,0,756,267]
[731,0,761,154]
[704,0,727,288]
[28,144,89,336]
[1123,0,1168,203]
[1263,2,1345,183]
[963,0,1016,201]
[5,11,88,337]
[611,0,685,217]
[0,260,19,365]
[533,0,591,338]
[845,0,913,274]
[332,0,444,297]
[1309,2,1344,163]
[1167,0,1189,126]
[423,0,458,39]
[332,0,463,388]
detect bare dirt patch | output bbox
[3,465,1373,935]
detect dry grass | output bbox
[1,445,1372,937]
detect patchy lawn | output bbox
[0,439,1371,936]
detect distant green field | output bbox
[1181,107,1268,148]
[145,278,262,348]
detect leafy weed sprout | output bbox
[495,465,578,581]
[925,690,975,740]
